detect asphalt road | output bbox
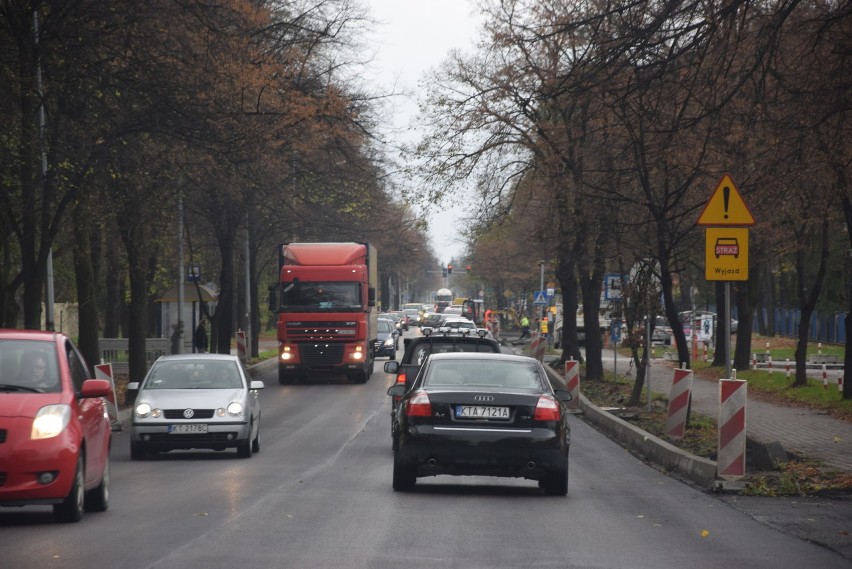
[0,341,848,568]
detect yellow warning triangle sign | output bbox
[697,175,755,226]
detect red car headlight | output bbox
[31,404,72,440]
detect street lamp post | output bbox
[539,260,545,322]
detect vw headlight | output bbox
[383,338,394,347]
[227,402,244,417]
[135,402,152,418]
[31,405,72,440]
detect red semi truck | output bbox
[268,243,378,384]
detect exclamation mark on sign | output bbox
[723,186,730,219]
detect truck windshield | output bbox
[280,281,361,312]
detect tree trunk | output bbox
[214,227,237,354]
[733,280,757,371]
[249,229,260,358]
[658,255,688,369]
[628,346,648,407]
[72,203,100,372]
[793,220,829,387]
[121,230,150,383]
[556,253,582,364]
[579,273,603,379]
[103,239,122,338]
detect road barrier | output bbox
[530,331,546,362]
[95,362,121,431]
[563,359,580,410]
[664,366,694,439]
[718,373,747,480]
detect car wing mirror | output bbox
[554,388,573,402]
[387,384,406,397]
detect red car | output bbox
[0,329,113,522]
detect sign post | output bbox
[697,174,755,378]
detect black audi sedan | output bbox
[387,352,572,495]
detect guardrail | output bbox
[99,338,170,372]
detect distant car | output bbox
[387,352,572,495]
[0,329,113,522]
[374,318,399,359]
[384,328,503,439]
[387,311,407,333]
[127,354,264,460]
[385,327,502,394]
[403,308,422,326]
[441,305,463,316]
[420,312,442,329]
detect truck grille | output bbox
[286,321,357,341]
[299,343,345,365]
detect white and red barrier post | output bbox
[822,364,828,389]
[839,374,844,393]
[718,372,747,480]
[236,329,247,364]
[665,365,694,439]
[564,359,580,410]
[95,362,121,431]
[530,331,545,362]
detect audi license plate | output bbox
[456,405,509,419]
[169,424,208,434]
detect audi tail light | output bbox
[405,390,432,417]
[534,394,561,421]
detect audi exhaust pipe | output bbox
[527,461,536,470]
[427,458,437,467]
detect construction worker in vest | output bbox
[519,315,531,339]
[484,309,493,331]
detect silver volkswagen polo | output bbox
[127,354,263,459]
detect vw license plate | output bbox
[456,405,509,419]
[169,424,208,434]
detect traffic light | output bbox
[447,263,453,274]
[466,264,471,273]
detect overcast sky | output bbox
[365,0,482,264]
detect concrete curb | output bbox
[543,365,719,489]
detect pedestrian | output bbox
[519,314,531,339]
[194,319,208,353]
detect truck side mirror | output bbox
[267,284,279,312]
[367,286,376,307]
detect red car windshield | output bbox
[0,339,60,393]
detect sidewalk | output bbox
[499,330,852,473]
[607,351,852,473]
